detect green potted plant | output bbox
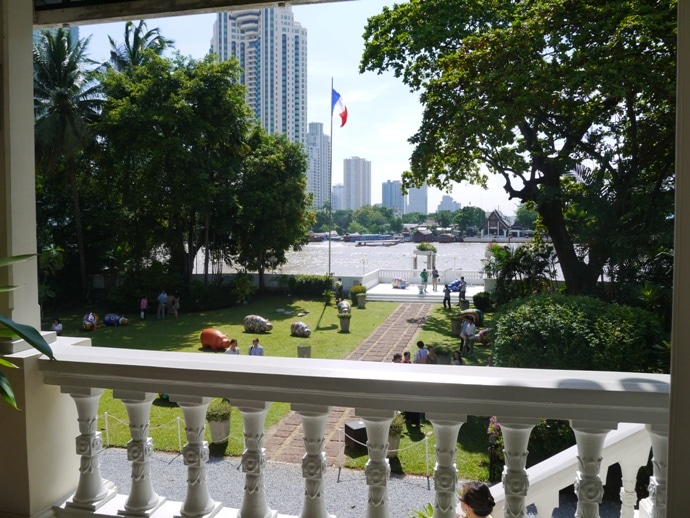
[432,343,453,365]
[350,285,367,308]
[206,398,231,444]
[338,312,351,332]
[388,412,405,458]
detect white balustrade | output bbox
[62,387,117,512]
[114,390,165,516]
[427,413,466,518]
[236,400,277,518]
[36,344,669,518]
[293,404,333,518]
[358,409,395,518]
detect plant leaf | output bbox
[0,314,55,360]
[0,358,18,369]
[0,372,19,410]
[0,254,35,268]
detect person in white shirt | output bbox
[462,317,477,357]
[413,340,428,364]
[225,339,240,355]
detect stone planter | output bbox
[208,420,230,444]
[339,316,351,332]
[460,299,470,310]
[357,293,367,309]
[451,318,463,336]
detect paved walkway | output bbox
[263,303,434,465]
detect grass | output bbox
[52,295,498,479]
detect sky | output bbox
[79,1,518,216]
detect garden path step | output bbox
[263,303,434,465]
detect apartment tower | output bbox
[343,156,371,210]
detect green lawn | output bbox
[54,295,497,479]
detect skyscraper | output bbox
[306,122,331,209]
[382,180,405,213]
[407,183,428,215]
[437,195,461,213]
[210,7,307,145]
[343,157,371,210]
[331,184,344,212]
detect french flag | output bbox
[331,89,348,127]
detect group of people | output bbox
[139,290,180,320]
[442,277,468,309]
[224,337,265,356]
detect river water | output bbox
[277,241,492,276]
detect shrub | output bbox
[492,294,665,372]
[416,243,437,253]
[206,398,232,422]
[472,291,494,313]
[287,274,332,298]
[349,284,367,302]
[187,281,236,311]
[230,272,257,303]
[389,412,405,435]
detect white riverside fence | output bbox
[37,338,669,518]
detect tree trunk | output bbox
[67,159,88,294]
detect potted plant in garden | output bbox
[388,412,405,458]
[350,285,367,309]
[432,343,453,365]
[338,312,351,332]
[206,398,231,444]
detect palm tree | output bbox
[108,20,174,73]
[33,28,103,294]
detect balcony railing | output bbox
[36,337,669,518]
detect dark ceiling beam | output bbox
[34,0,344,28]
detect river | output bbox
[277,241,493,276]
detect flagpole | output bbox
[328,77,334,278]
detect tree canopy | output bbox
[361,0,676,294]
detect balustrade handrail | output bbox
[39,341,669,425]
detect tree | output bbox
[433,210,454,229]
[230,129,315,291]
[515,204,538,230]
[361,0,676,294]
[34,28,103,294]
[454,206,486,234]
[108,20,174,74]
[98,54,251,291]
[402,212,427,224]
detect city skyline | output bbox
[79,2,519,215]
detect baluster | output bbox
[571,421,614,518]
[63,387,117,511]
[498,419,537,518]
[236,400,277,518]
[358,408,395,518]
[293,404,333,518]
[114,390,165,515]
[427,412,466,518]
[173,396,220,518]
[641,424,668,518]
[618,426,652,518]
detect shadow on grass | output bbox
[345,446,368,460]
[152,396,178,408]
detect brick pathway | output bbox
[263,303,434,465]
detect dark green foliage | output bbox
[527,419,576,466]
[492,294,665,373]
[187,281,236,311]
[349,284,367,302]
[472,292,494,313]
[206,398,232,422]
[287,275,333,298]
[104,262,182,312]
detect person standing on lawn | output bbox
[457,276,467,305]
[420,268,429,293]
[249,338,265,356]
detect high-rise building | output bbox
[210,7,307,145]
[382,180,405,213]
[306,122,331,209]
[343,157,371,210]
[407,183,428,215]
[437,194,461,213]
[331,184,345,211]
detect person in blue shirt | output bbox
[249,338,265,356]
[157,290,167,319]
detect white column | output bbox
[640,424,668,518]
[174,396,220,518]
[427,412,466,518]
[236,400,277,518]
[571,421,614,518]
[115,390,165,516]
[293,404,333,518]
[64,387,117,511]
[358,408,395,518]
[498,419,538,518]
